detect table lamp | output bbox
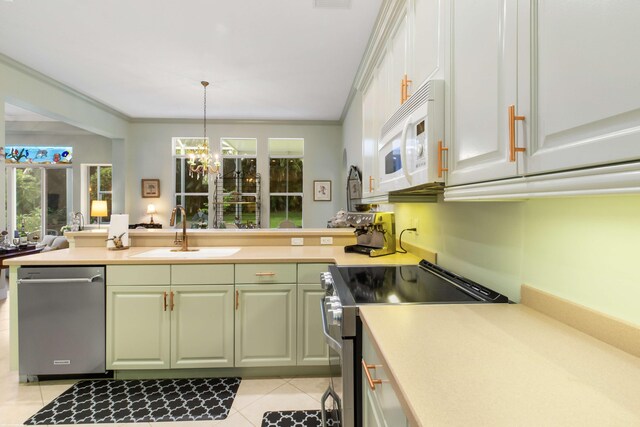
[146,204,157,224]
[91,200,108,229]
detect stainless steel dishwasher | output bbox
[18,266,106,379]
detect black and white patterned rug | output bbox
[24,377,241,425]
[261,410,340,427]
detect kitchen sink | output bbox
[131,247,241,259]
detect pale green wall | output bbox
[394,195,640,327]
[0,55,129,229]
[1,56,344,229]
[342,90,363,200]
[128,121,344,227]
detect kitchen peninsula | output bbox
[6,229,425,379]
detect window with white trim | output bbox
[219,138,258,228]
[84,164,112,225]
[268,138,303,228]
[172,137,209,228]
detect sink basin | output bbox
[131,247,241,259]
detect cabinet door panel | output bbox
[363,382,387,427]
[171,285,234,368]
[235,284,296,367]
[390,12,408,105]
[362,328,408,427]
[447,0,519,185]
[523,0,640,174]
[297,284,328,366]
[106,286,170,369]
[362,77,379,198]
[412,0,442,88]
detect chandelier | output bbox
[187,81,220,179]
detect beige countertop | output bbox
[360,304,640,426]
[4,245,423,266]
[64,228,356,238]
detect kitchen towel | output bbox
[107,214,129,248]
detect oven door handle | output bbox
[320,297,342,352]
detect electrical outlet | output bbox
[291,237,304,246]
[320,236,333,245]
[412,218,420,235]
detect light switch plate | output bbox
[320,237,333,245]
[291,237,304,246]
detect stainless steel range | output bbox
[319,260,509,427]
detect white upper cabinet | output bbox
[446,0,520,186]
[362,76,379,198]
[410,0,443,88]
[357,0,445,200]
[521,0,640,175]
[445,0,640,197]
[389,11,409,111]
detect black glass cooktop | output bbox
[334,264,479,304]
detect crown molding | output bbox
[340,0,407,122]
[0,53,130,122]
[129,117,341,126]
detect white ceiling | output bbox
[0,0,382,121]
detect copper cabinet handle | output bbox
[235,290,239,310]
[170,291,175,311]
[508,105,526,162]
[437,140,448,178]
[163,291,167,311]
[255,272,276,277]
[362,358,382,390]
[401,74,412,104]
[368,176,374,193]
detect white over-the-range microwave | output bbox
[378,79,444,193]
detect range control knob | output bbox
[329,307,343,325]
[320,272,334,290]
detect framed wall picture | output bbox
[313,180,331,201]
[141,179,160,198]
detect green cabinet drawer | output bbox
[171,264,234,285]
[235,263,296,284]
[107,265,171,286]
[298,263,333,284]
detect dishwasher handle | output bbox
[18,275,103,285]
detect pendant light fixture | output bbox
[187,81,220,179]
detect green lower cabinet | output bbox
[363,381,387,427]
[107,285,171,369]
[235,284,296,367]
[362,327,409,427]
[170,285,234,368]
[297,284,329,365]
[107,284,234,370]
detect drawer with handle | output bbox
[362,327,409,427]
[235,263,296,284]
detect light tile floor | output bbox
[0,291,330,427]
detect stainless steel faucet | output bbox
[169,205,196,252]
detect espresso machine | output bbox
[344,212,396,257]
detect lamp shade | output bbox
[91,200,108,217]
[146,204,157,215]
